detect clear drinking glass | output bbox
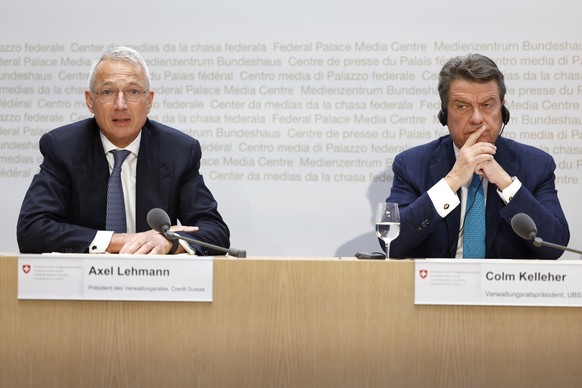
[375,202,401,259]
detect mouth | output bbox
[112,118,131,125]
[467,127,488,136]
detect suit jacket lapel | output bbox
[486,137,519,252]
[135,121,174,231]
[73,121,109,228]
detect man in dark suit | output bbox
[386,53,569,259]
[17,46,229,255]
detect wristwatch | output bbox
[162,234,179,254]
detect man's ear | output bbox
[85,90,95,113]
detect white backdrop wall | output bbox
[1,0,581,258]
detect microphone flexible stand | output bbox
[533,237,582,256]
[165,230,246,258]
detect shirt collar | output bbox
[100,132,142,156]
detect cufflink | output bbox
[444,203,450,210]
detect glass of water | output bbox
[375,202,400,259]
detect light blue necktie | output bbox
[463,174,486,258]
[106,150,131,233]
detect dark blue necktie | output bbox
[463,174,486,258]
[106,149,131,233]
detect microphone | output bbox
[147,207,171,234]
[511,213,582,255]
[146,208,246,258]
[510,213,537,240]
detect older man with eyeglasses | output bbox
[17,46,230,255]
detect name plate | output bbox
[414,259,582,307]
[18,254,213,302]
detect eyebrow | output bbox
[95,80,144,88]
[451,96,497,105]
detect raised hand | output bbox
[445,126,496,191]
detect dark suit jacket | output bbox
[387,135,569,259]
[17,118,230,254]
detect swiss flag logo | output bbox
[22,264,31,274]
[419,269,428,279]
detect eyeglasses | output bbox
[91,88,149,103]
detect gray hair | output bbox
[88,46,151,90]
[437,53,506,110]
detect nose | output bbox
[113,91,128,109]
[468,106,484,124]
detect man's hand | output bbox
[107,226,199,254]
[478,158,513,190]
[445,126,496,192]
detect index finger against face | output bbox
[463,126,487,148]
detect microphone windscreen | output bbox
[511,213,537,240]
[147,208,171,233]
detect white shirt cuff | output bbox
[427,178,460,217]
[497,176,521,204]
[89,231,114,253]
[174,232,196,255]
